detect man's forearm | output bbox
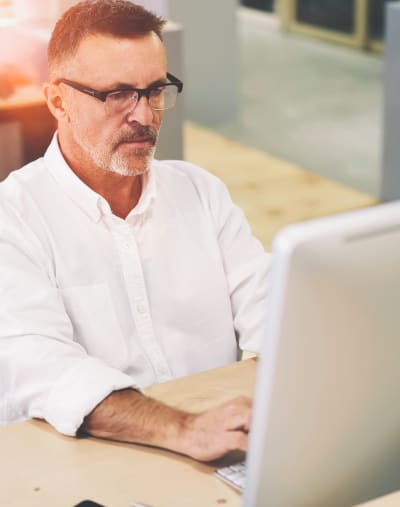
[79,389,252,462]
[80,389,190,452]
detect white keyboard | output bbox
[214,461,247,491]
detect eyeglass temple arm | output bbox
[167,72,183,92]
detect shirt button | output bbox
[136,302,147,314]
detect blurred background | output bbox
[0,0,398,248]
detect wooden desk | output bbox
[0,357,398,507]
[0,359,256,507]
[358,492,400,506]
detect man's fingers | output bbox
[188,429,249,462]
[227,411,251,432]
[217,396,253,430]
[227,429,248,452]
[180,395,254,461]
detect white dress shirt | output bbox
[0,135,270,435]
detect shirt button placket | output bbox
[115,222,172,383]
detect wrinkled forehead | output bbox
[60,32,167,86]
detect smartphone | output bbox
[73,501,106,507]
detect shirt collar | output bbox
[43,133,158,223]
[127,162,157,219]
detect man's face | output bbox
[59,32,166,177]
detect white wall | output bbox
[156,22,183,159]
[134,0,168,18]
[167,0,240,126]
[381,3,400,200]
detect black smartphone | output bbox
[73,501,106,507]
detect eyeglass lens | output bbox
[105,85,178,115]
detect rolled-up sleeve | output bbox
[43,356,137,435]
[0,204,136,435]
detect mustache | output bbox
[115,124,158,146]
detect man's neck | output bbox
[103,175,143,219]
[58,135,145,219]
[75,167,143,220]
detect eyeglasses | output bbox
[54,72,183,115]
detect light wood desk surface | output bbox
[1,357,399,507]
[0,359,256,507]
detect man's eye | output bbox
[150,87,164,98]
[107,90,136,102]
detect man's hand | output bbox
[80,390,252,462]
[180,396,252,461]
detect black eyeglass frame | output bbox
[54,72,183,104]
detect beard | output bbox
[108,144,157,177]
[72,123,159,177]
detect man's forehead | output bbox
[67,32,166,83]
[74,32,165,60]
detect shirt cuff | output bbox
[43,356,138,436]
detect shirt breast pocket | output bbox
[60,283,128,370]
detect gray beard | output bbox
[107,146,156,176]
[72,131,157,177]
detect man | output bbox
[0,0,270,461]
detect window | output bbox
[280,0,396,51]
[296,0,355,34]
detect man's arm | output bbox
[0,205,137,434]
[0,191,251,459]
[80,389,251,462]
[210,177,271,355]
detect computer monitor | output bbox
[243,201,400,507]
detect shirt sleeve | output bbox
[0,203,136,435]
[209,177,272,354]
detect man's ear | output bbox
[43,82,70,122]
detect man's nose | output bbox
[126,95,155,126]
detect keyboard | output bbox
[214,461,247,491]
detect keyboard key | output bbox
[214,461,247,492]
